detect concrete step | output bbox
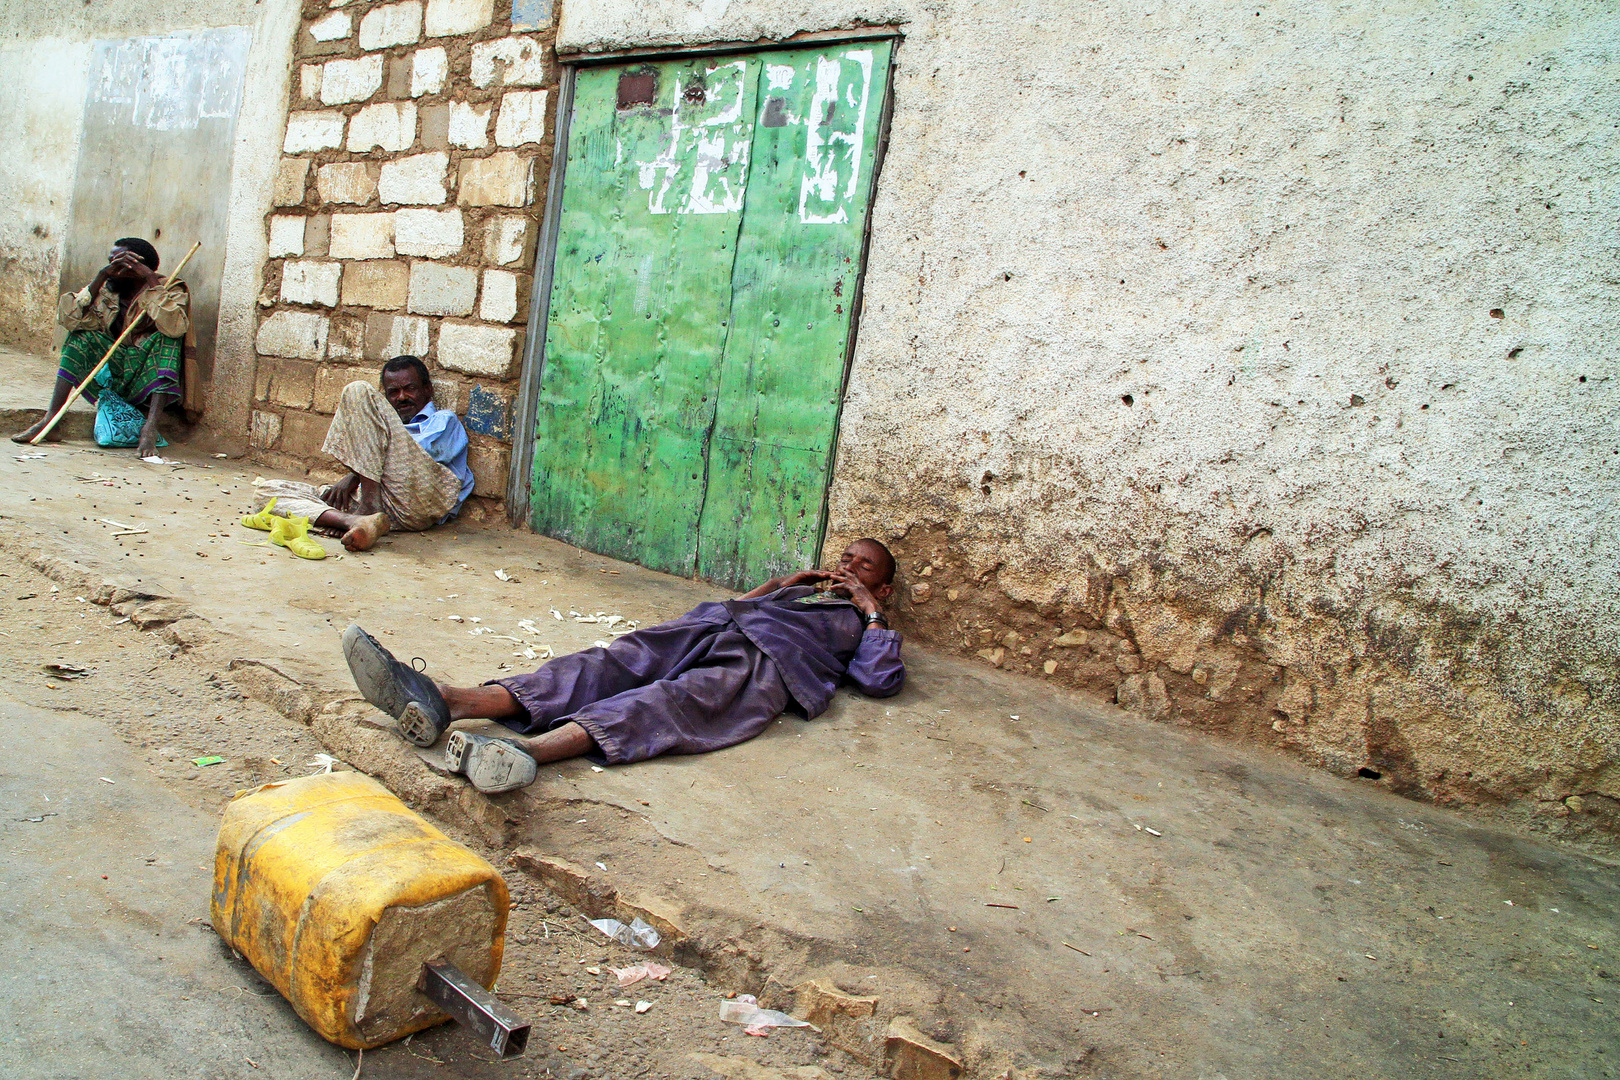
[0,405,95,443]
[0,345,96,444]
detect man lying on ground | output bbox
[342,538,904,792]
[12,237,188,458]
[250,356,474,551]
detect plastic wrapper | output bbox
[588,916,661,949]
[718,994,814,1036]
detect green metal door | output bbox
[530,41,892,589]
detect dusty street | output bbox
[0,561,866,1080]
[0,437,1616,1080]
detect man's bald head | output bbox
[848,538,895,585]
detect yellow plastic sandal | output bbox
[269,514,327,560]
[241,497,279,531]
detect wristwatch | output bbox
[864,611,889,628]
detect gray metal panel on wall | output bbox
[61,27,251,396]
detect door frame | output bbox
[508,30,903,579]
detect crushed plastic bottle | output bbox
[718,994,814,1036]
[587,916,661,950]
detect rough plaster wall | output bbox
[0,0,298,445]
[558,2,1620,839]
[0,40,90,353]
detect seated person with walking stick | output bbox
[341,539,905,793]
[247,356,474,552]
[12,237,188,458]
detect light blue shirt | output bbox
[403,401,475,517]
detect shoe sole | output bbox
[443,728,473,773]
[445,731,537,794]
[398,701,444,748]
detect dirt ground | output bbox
[1,431,1618,1079]
[0,558,866,1080]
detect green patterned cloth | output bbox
[56,328,182,406]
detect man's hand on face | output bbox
[780,570,834,589]
[105,250,159,286]
[829,566,881,615]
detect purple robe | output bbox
[490,586,904,764]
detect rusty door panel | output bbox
[530,44,891,587]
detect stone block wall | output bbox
[252,0,555,515]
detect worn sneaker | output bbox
[444,731,538,794]
[341,623,450,746]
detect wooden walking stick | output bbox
[30,240,202,445]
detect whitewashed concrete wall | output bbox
[555,1,1620,839]
[0,0,300,443]
[0,40,91,352]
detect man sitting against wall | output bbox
[250,355,474,551]
[11,237,189,458]
[340,538,905,793]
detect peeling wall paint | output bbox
[797,48,873,225]
[87,32,246,131]
[558,1,1620,842]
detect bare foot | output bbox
[11,419,61,444]
[341,512,391,551]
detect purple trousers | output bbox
[490,612,790,765]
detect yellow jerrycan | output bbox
[211,771,509,1049]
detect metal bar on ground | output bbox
[417,960,530,1058]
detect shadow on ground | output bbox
[0,418,1615,1079]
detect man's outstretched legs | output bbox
[349,660,602,793]
[436,641,784,795]
[461,625,788,774]
[343,623,603,766]
[342,618,788,793]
